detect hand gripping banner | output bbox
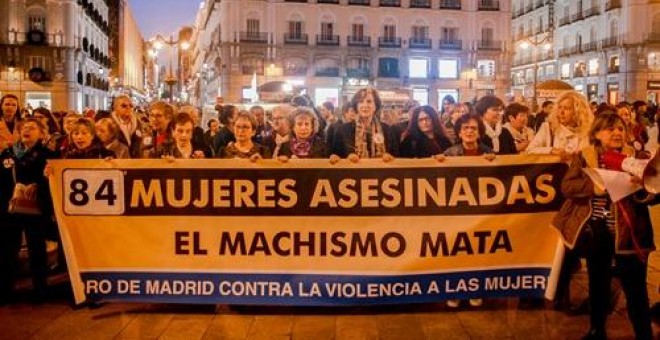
[48,156,567,306]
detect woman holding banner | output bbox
[219,112,271,160]
[552,113,657,340]
[400,105,451,158]
[443,113,494,308]
[276,107,327,160]
[327,88,400,162]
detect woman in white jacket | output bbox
[527,90,594,313]
[526,90,593,156]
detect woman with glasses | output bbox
[400,105,451,158]
[264,104,294,158]
[327,88,400,162]
[111,95,143,158]
[219,112,271,160]
[442,113,494,308]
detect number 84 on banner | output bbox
[63,170,125,215]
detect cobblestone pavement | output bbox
[0,207,658,340]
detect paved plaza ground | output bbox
[0,207,659,340]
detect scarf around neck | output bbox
[484,122,502,153]
[504,122,534,143]
[355,118,385,158]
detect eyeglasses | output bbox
[418,117,431,123]
[234,124,253,130]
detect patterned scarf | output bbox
[355,118,385,158]
[290,137,312,158]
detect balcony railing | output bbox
[240,32,268,43]
[409,37,432,49]
[571,12,584,23]
[283,33,308,45]
[346,68,371,78]
[534,0,544,9]
[439,0,460,10]
[477,40,502,50]
[348,0,370,5]
[524,4,533,13]
[601,36,619,47]
[606,0,621,11]
[378,36,402,48]
[379,0,401,7]
[584,6,600,18]
[283,68,308,76]
[410,0,431,8]
[559,16,570,27]
[438,39,462,50]
[582,41,598,52]
[315,67,340,77]
[347,35,371,47]
[512,9,524,18]
[558,46,577,57]
[608,66,620,74]
[478,0,499,11]
[539,50,555,61]
[647,32,660,42]
[316,34,340,45]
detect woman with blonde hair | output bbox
[526,90,594,156]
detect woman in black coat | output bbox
[277,107,327,159]
[400,105,452,158]
[327,88,399,161]
[0,118,55,304]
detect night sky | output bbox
[129,0,201,40]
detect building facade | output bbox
[109,0,146,103]
[0,0,111,112]
[512,0,660,105]
[191,0,512,109]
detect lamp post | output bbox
[520,39,552,111]
[518,0,555,111]
[148,34,189,102]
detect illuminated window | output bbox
[438,59,458,78]
[409,58,428,78]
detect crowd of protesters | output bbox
[0,88,659,339]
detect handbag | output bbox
[8,167,42,215]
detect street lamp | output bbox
[150,34,190,101]
[518,0,555,111]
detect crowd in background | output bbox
[0,88,659,339]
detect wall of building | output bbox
[192,0,512,109]
[0,0,110,112]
